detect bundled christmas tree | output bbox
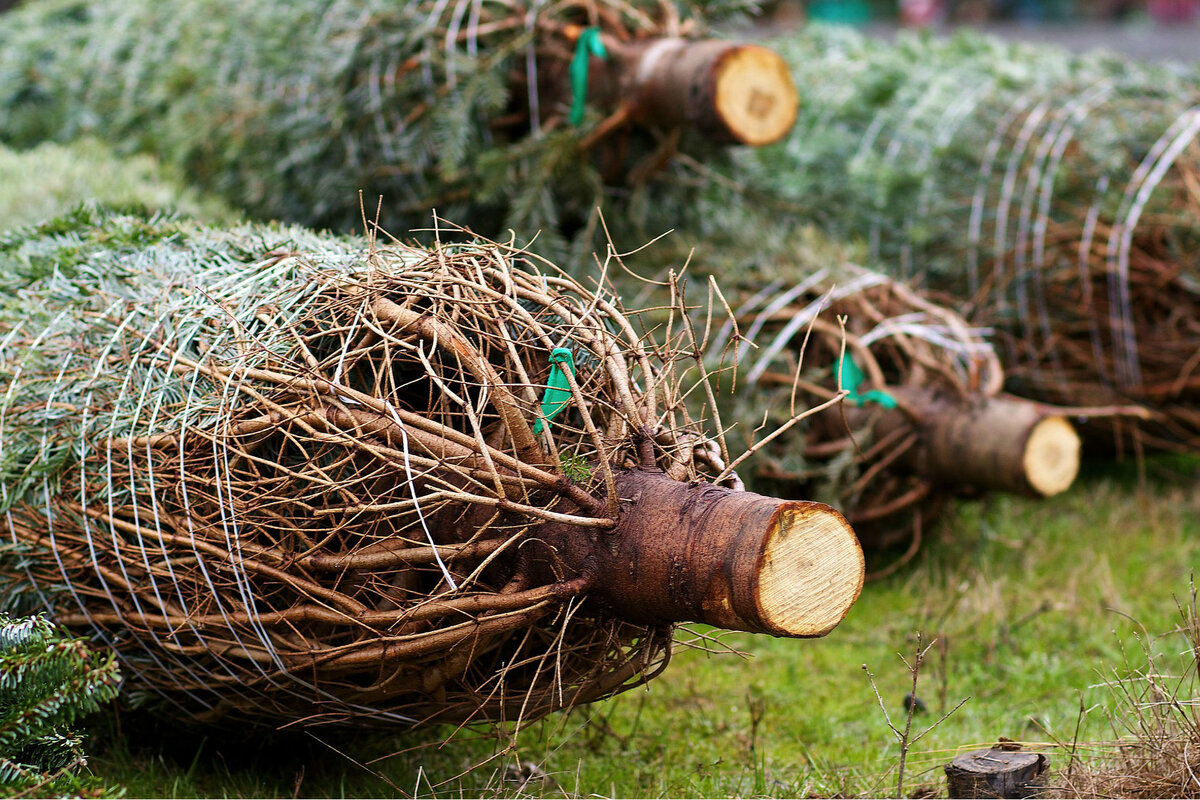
[0,206,863,729]
[0,139,233,233]
[0,614,121,795]
[0,0,797,256]
[716,264,1079,558]
[629,227,1079,563]
[731,27,1200,451]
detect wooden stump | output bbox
[945,749,1049,798]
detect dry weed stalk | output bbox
[1060,582,1200,798]
[863,632,970,797]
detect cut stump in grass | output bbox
[945,748,1049,799]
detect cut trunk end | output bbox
[880,388,1081,498]
[756,502,864,636]
[709,44,800,145]
[1021,415,1080,497]
[593,38,800,146]
[533,469,863,637]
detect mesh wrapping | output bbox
[708,263,1002,555]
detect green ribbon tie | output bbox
[569,27,608,127]
[534,347,576,434]
[837,352,898,409]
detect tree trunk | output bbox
[530,468,863,637]
[945,748,1049,798]
[585,35,800,145]
[866,387,1081,498]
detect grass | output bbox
[76,453,1200,798]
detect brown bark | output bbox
[945,749,1049,799]
[528,468,863,637]
[864,387,1081,498]
[585,37,800,146]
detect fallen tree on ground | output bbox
[619,229,1083,565]
[698,261,1080,568]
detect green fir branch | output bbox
[0,613,122,796]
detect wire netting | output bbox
[709,262,1001,562]
[610,226,1005,562]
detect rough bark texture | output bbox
[865,387,1081,498]
[530,468,863,637]
[587,37,799,145]
[945,749,1049,798]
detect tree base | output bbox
[532,468,864,637]
[586,37,799,145]
[881,388,1081,498]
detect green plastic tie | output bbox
[837,352,898,410]
[568,27,608,127]
[534,347,576,434]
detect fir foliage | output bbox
[0,0,756,256]
[741,25,1200,285]
[0,613,122,796]
[0,204,346,619]
[0,139,233,233]
[0,204,350,516]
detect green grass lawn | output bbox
[86,456,1200,798]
